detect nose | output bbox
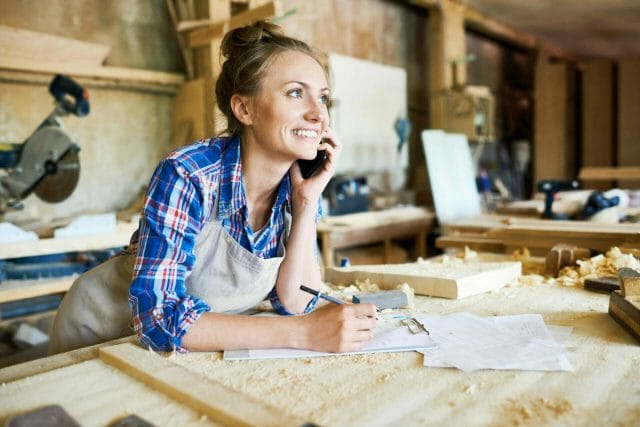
[304,98,329,125]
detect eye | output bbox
[287,88,303,99]
[320,94,332,108]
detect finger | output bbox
[349,303,377,318]
[352,329,375,342]
[351,316,377,331]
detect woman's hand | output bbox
[300,302,377,353]
[290,127,342,211]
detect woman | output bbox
[49,21,377,354]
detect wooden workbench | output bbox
[1,278,638,426]
[317,206,435,267]
[438,214,640,255]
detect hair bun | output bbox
[220,20,285,59]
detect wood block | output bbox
[545,244,591,277]
[324,261,521,299]
[618,267,640,297]
[608,290,640,344]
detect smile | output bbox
[292,129,318,139]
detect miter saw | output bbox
[0,75,89,212]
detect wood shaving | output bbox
[556,247,640,287]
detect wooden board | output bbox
[0,221,137,260]
[618,58,640,188]
[0,56,184,85]
[0,277,74,304]
[0,24,109,66]
[609,291,640,343]
[99,343,301,427]
[324,261,521,299]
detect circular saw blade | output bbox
[34,150,80,203]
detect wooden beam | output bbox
[166,0,195,80]
[99,343,301,427]
[0,277,72,304]
[534,54,569,182]
[0,56,184,85]
[0,24,109,66]
[187,1,279,48]
[0,221,137,260]
[462,7,536,50]
[579,166,640,181]
[618,58,640,188]
[582,61,614,189]
[427,0,466,129]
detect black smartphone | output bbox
[298,149,328,179]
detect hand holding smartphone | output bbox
[297,140,328,179]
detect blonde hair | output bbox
[215,20,322,137]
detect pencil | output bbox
[300,285,345,305]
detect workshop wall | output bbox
[0,0,180,226]
[1,0,428,226]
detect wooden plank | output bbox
[324,261,521,299]
[172,78,206,143]
[0,277,73,304]
[435,235,506,253]
[0,56,184,85]
[578,166,640,181]
[0,221,137,260]
[534,55,569,182]
[166,0,195,80]
[581,61,614,189]
[618,58,640,188]
[0,24,109,66]
[427,0,466,129]
[99,343,301,427]
[188,1,280,48]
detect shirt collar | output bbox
[217,135,291,220]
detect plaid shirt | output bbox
[128,136,319,352]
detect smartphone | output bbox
[298,149,328,179]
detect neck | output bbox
[240,133,290,230]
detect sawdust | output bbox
[323,278,415,308]
[502,397,574,426]
[555,247,640,287]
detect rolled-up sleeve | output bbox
[129,158,211,352]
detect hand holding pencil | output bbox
[299,284,377,353]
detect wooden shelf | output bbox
[0,221,137,260]
[0,276,74,305]
[0,56,184,86]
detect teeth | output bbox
[293,129,318,138]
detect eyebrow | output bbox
[284,80,330,92]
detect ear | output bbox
[230,94,253,126]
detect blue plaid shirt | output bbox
[128,136,319,352]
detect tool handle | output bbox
[49,75,90,117]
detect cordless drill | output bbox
[537,179,580,219]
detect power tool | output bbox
[537,179,580,219]
[0,75,89,212]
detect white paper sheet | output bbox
[224,317,436,361]
[417,313,573,372]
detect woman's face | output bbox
[245,50,330,162]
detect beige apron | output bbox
[49,190,290,354]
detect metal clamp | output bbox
[401,317,430,335]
